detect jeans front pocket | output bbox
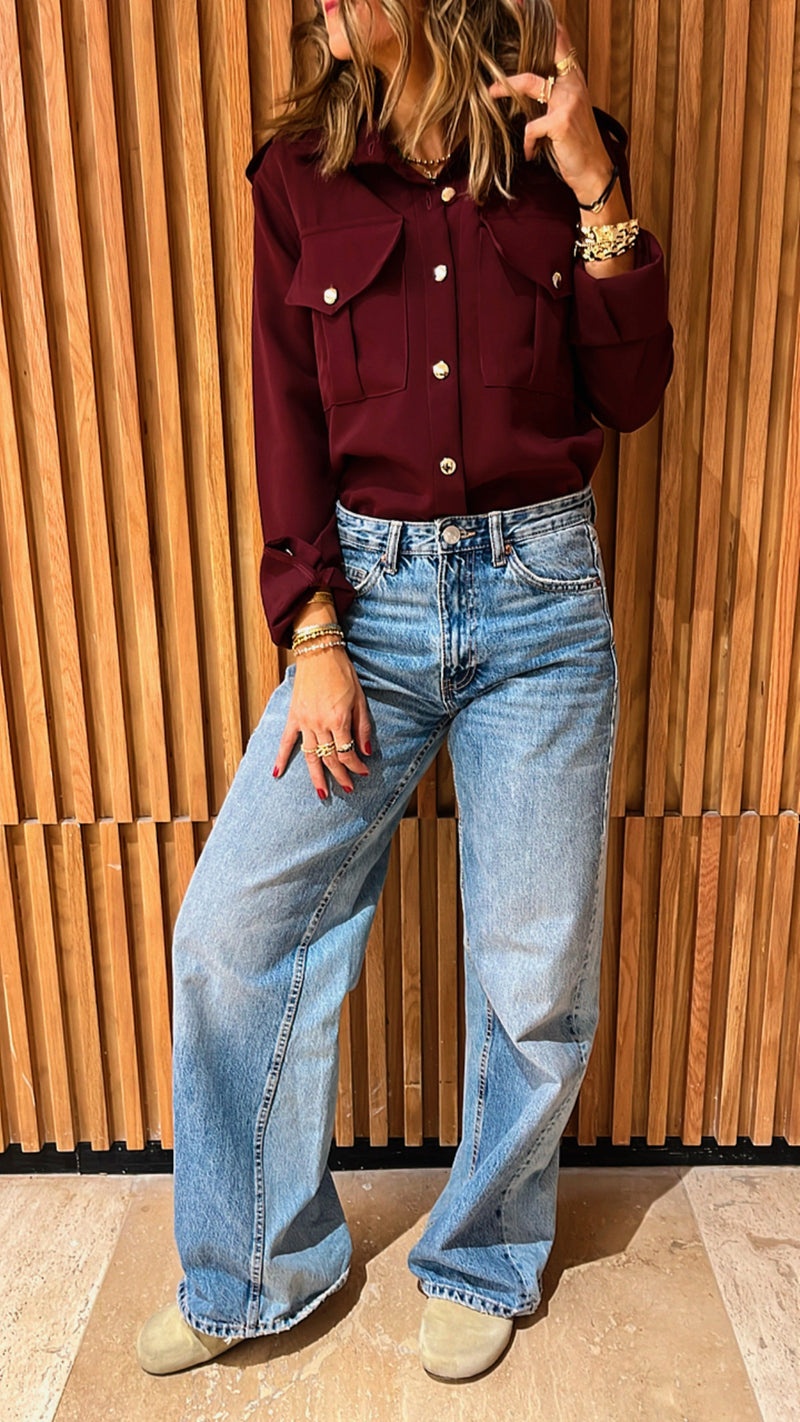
[340,544,386,601]
[503,517,603,594]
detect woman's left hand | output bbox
[487,20,613,206]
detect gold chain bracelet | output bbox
[292,621,344,647]
[574,217,640,263]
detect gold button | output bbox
[323,286,339,305]
[432,360,450,379]
[551,271,562,289]
[434,264,448,281]
[441,186,456,203]
[440,457,457,476]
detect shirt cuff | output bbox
[570,228,670,347]
[259,537,357,650]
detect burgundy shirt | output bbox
[247,106,674,649]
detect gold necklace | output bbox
[392,142,453,182]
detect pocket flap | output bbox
[478,208,575,298]
[285,216,405,313]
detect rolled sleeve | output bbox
[569,109,675,433]
[248,144,356,649]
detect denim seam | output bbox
[565,527,620,1067]
[246,712,451,1325]
[418,1280,531,1319]
[497,1105,572,1305]
[461,912,493,1180]
[178,1259,351,1342]
[436,553,454,711]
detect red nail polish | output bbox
[344,785,353,793]
[273,766,279,777]
[317,788,327,800]
[365,740,372,754]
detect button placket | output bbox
[423,185,466,508]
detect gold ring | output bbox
[539,74,556,103]
[335,739,356,754]
[315,741,336,758]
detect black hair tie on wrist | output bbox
[578,162,619,212]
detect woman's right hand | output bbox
[272,642,372,799]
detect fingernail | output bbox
[365,740,372,754]
[273,765,279,777]
[317,788,327,800]
[344,785,353,793]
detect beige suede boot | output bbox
[136,1302,244,1375]
[418,1296,514,1380]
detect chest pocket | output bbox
[285,216,408,411]
[477,209,576,398]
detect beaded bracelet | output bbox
[293,635,346,658]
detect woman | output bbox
[137,0,673,1384]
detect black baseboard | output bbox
[1,1135,798,1174]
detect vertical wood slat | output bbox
[22,0,133,821]
[151,0,245,799]
[683,814,722,1143]
[720,1,796,815]
[0,1,93,822]
[0,292,49,825]
[68,0,171,817]
[681,0,749,818]
[23,823,73,1150]
[718,812,760,1143]
[61,821,110,1151]
[751,812,797,1142]
[611,818,645,1142]
[0,833,39,1151]
[98,819,144,1151]
[646,814,682,1143]
[112,0,209,821]
[364,894,389,1146]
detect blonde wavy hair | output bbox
[257,0,560,206]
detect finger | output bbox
[273,720,299,777]
[335,720,370,779]
[487,72,550,100]
[353,695,373,760]
[301,736,331,800]
[317,724,359,793]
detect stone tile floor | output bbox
[1,1166,798,1421]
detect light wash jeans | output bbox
[172,482,619,1338]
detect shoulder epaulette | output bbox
[245,137,275,185]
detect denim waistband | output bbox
[334,484,596,567]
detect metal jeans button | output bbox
[442,524,462,545]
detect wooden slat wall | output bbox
[1,0,799,1157]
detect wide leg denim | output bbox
[172,481,619,1338]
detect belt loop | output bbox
[588,485,597,523]
[489,510,506,566]
[384,519,402,573]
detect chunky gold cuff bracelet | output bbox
[574,218,640,262]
